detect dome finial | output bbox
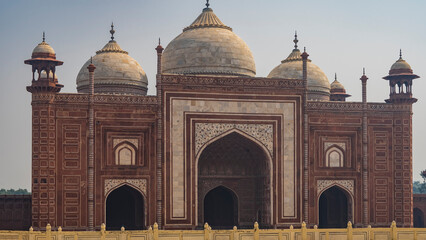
[42,31,45,42]
[110,22,115,41]
[363,67,365,75]
[335,73,337,81]
[399,49,402,60]
[293,31,298,49]
[206,0,210,8]
[159,37,161,45]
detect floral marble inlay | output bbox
[317,180,354,196]
[104,179,147,196]
[195,123,273,157]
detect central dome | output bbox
[162,6,256,77]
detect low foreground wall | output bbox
[1,222,426,240]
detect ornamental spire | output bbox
[42,32,45,42]
[399,49,402,60]
[206,0,210,8]
[110,22,115,41]
[293,31,298,49]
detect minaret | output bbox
[383,50,419,104]
[25,32,63,93]
[24,33,62,229]
[360,68,368,226]
[301,47,309,223]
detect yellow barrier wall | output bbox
[1,221,426,240]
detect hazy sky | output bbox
[0,0,425,189]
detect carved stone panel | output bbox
[317,180,354,196]
[195,123,273,157]
[104,179,147,196]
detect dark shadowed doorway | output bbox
[204,186,238,228]
[106,185,144,230]
[319,186,350,228]
[414,208,424,228]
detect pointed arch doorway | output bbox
[204,186,238,228]
[318,186,352,228]
[197,131,272,228]
[106,185,145,230]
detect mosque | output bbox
[23,2,419,231]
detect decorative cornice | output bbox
[32,93,158,105]
[160,74,304,89]
[307,101,411,112]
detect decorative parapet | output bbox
[3,221,425,239]
[160,74,304,89]
[307,101,411,113]
[32,93,158,106]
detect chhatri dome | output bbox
[31,33,56,59]
[161,1,256,77]
[76,24,148,95]
[267,33,331,101]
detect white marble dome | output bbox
[162,6,256,77]
[267,38,330,101]
[76,33,148,95]
[32,42,55,56]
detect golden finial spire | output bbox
[110,22,115,41]
[293,31,298,49]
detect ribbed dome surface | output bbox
[267,46,330,100]
[331,79,345,91]
[76,39,148,95]
[162,7,256,77]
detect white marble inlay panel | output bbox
[195,123,273,157]
[317,180,354,196]
[169,95,297,219]
[104,179,147,196]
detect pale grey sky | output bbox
[0,0,425,189]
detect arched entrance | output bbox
[204,186,238,228]
[319,186,350,228]
[198,131,271,228]
[414,208,424,228]
[106,185,144,230]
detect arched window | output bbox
[115,143,136,165]
[325,147,344,167]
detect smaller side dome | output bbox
[76,24,148,95]
[330,74,350,101]
[267,33,330,101]
[31,33,56,59]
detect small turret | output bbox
[383,50,419,104]
[330,73,351,101]
[24,32,63,93]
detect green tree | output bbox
[413,170,426,194]
[0,188,30,195]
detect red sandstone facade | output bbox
[23,9,418,232]
[25,66,416,230]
